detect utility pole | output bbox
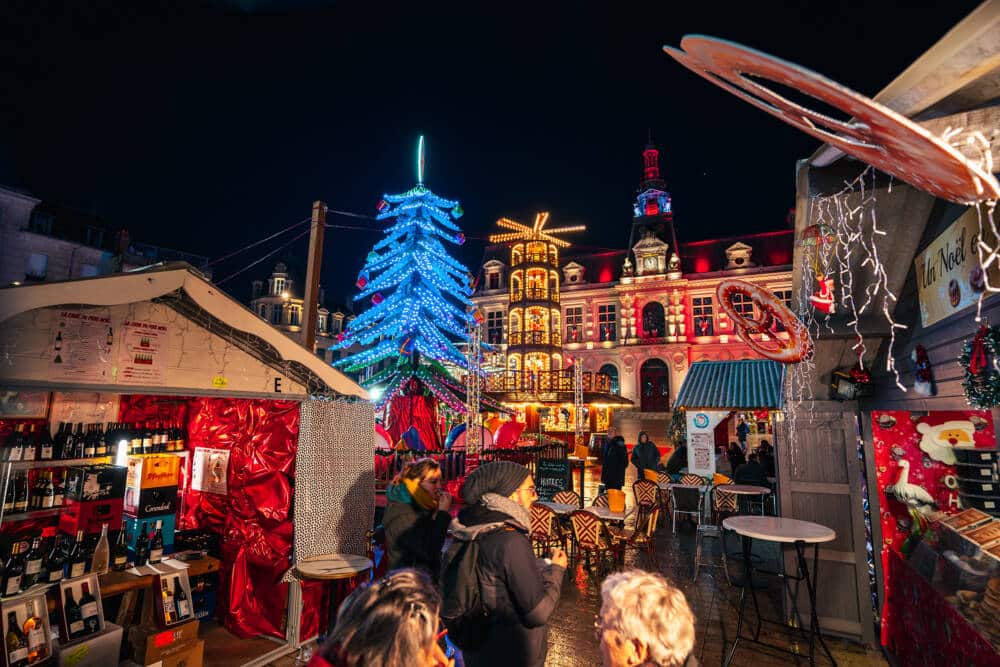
[302,200,326,353]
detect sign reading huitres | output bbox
[915,207,998,327]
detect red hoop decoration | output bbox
[664,36,1000,205]
[716,279,813,363]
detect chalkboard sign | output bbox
[536,458,572,501]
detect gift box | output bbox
[55,573,105,645]
[56,623,123,667]
[128,618,199,665]
[1,592,52,667]
[64,465,127,502]
[153,570,195,628]
[126,456,180,490]
[123,513,176,561]
[59,497,124,536]
[124,485,178,517]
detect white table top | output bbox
[536,501,577,514]
[660,482,707,491]
[566,456,598,464]
[296,554,373,580]
[723,484,772,495]
[587,506,634,522]
[723,516,836,544]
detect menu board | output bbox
[536,458,571,501]
[50,311,113,382]
[118,320,169,385]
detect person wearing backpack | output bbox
[383,458,453,578]
[441,461,567,667]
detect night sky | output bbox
[0,1,981,307]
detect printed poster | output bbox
[50,311,113,382]
[118,320,169,385]
[914,206,1000,327]
[191,447,229,495]
[686,411,727,477]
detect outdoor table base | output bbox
[723,518,837,667]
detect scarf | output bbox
[403,477,439,511]
[480,492,531,532]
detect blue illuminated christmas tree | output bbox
[333,136,476,421]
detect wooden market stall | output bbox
[0,263,373,667]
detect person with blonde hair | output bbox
[383,458,453,577]
[310,568,452,667]
[596,570,698,667]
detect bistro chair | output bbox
[693,523,730,585]
[609,507,660,569]
[670,485,703,533]
[656,471,672,523]
[680,473,704,486]
[591,493,610,508]
[552,490,581,507]
[530,502,566,557]
[712,482,738,524]
[632,479,659,530]
[569,510,618,575]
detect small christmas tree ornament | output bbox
[355,269,369,290]
[911,345,935,396]
[960,325,1000,408]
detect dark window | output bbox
[271,306,282,325]
[692,296,714,336]
[486,311,503,344]
[565,306,583,342]
[487,273,500,290]
[598,304,616,342]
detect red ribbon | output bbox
[970,326,990,375]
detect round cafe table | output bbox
[566,456,597,507]
[721,516,836,667]
[296,554,373,638]
[725,484,772,515]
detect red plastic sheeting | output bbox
[119,395,325,641]
[387,380,441,450]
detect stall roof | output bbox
[674,360,785,410]
[0,262,368,400]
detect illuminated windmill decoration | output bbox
[489,212,585,389]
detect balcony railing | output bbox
[483,370,617,395]
[508,331,559,346]
[511,254,558,268]
[510,287,559,303]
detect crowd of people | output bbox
[309,458,699,667]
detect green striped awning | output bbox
[674,360,785,410]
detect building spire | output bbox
[642,136,660,182]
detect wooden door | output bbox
[777,402,875,644]
[640,359,670,412]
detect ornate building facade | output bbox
[471,142,793,436]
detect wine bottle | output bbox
[27,474,39,511]
[74,423,85,459]
[148,520,164,564]
[44,534,65,584]
[22,599,46,662]
[58,422,72,460]
[63,587,84,640]
[21,537,43,590]
[112,527,128,571]
[173,576,191,620]
[3,476,13,513]
[13,474,27,513]
[134,522,149,566]
[79,582,100,636]
[141,423,153,455]
[160,577,177,624]
[52,472,63,507]
[66,530,87,579]
[5,609,27,667]
[6,425,24,462]
[83,425,96,459]
[129,424,142,457]
[1,543,23,597]
[91,524,110,575]
[41,473,54,509]
[95,424,108,458]
[21,425,35,462]
[38,426,54,461]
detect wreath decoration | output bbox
[960,325,1000,408]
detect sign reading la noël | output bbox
[915,206,998,327]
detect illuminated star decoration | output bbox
[488,211,586,247]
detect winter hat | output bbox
[462,461,531,505]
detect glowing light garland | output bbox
[332,138,475,410]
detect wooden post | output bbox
[303,201,326,353]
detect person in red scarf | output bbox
[308,568,453,667]
[383,459,453,577]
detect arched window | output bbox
[642,301,665,338]
[599,363,619,394]
[639,358,670,412]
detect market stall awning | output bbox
[0,262,368,400]
[674,360,784,410]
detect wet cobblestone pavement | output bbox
[541,464,888,667]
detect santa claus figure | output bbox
[809,276,836,314]
[915,420,975,465]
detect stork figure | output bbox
[885,459,937,514]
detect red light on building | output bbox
[694,257,711,273]
[598,267,613,283]
[644,200,659,216]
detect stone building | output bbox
[471,142,794,440]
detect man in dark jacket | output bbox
[734,453,769,486]
[664,442,688,476]
[448,461,567,667]
[601,427,628,491]
[630,431,660,479]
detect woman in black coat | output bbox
[382,458,452,578]
[601,427,628,491]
